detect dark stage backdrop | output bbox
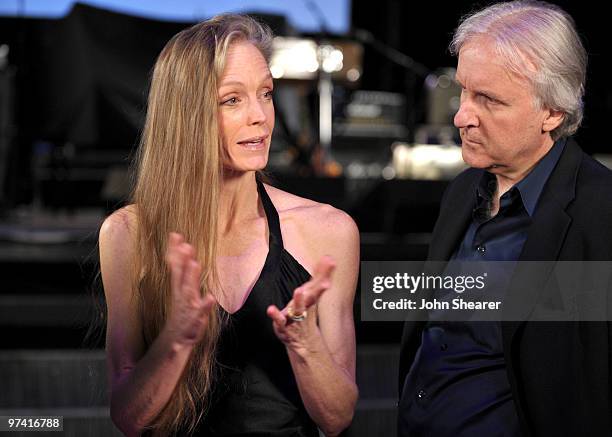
[0,4,193,204]
[352,0,611,155]
[0,1,609,205]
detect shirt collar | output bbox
[515,137,566,216]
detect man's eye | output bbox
[263,90,274,99]
[478,93,497,104]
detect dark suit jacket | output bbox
[399,139,612,436]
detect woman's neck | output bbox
[218,170,260,234]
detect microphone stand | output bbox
[303,0,336,166]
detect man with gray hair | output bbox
[398,1,612,435]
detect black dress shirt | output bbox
[398,139,565,437]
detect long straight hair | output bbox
[130,14,273,435]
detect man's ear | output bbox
[542,109,565,133]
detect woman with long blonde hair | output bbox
[99,14,359,436]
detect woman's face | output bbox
[218,41,274,172]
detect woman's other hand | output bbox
[163,232,216,346]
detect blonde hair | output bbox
[130,14,273,435]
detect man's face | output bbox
[454,36,562,179]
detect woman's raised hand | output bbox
[163,232,216,346]
[266,256,336,349]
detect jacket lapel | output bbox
[501,138,582,407]
[502,139,580,332]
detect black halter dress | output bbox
[194,180,318,437]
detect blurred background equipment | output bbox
[268,35,364,174]
[424,68,461,125]
[331,90,408,172]
[0,1,611,436]
[392,143,467,180]
[414,67,462,146]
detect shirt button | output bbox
[440,343,448,351]
[417,389,426,399]
[477,245,486,254]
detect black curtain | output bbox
[0,3,190,149]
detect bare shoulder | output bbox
[263,184,359,265]
[264,183,357,234]
[99,205,139,296]
[99,204,138,245]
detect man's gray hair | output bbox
[450,1,587,139]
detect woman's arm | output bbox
[267,207,359,436]
[100,211,214,436]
